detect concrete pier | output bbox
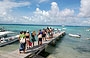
[0,31,65,58]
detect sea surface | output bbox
[0,24,90,58]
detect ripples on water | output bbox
[47,35,90,58]
[0,25,90,58]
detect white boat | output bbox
[86,38,90,40]
[68,33,81,38]
[0,31,15,37]
[0,35,19,47]
[0,28,19,47]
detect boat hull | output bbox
[69,34,81,38]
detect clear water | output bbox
[0,24,90,58]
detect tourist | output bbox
[49,28,53,38]
[31,31,36,47]
[46,28,50,39]
[18,31,26,54]
[25,31,30,49]
[38,29,43,46]
[42,29,47,41]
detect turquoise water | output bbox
[0,24,90,58]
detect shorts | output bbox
[42,34,46,37]
[19,43,26,51]
[39,38,42,41]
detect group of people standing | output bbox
[18,27,54,54]
[18,31,36,54]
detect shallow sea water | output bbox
[0,25,90,58]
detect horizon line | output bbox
[0,23,90,27]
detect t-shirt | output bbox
[19,34,26,39]
[39,31,43,34]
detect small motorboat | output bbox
[68,33,81,38]
[0,35,19,47]
[0,27,19,47]
[86,38,90,40]
[0,27,15,37]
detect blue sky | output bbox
[0,0,90,26]
[12,0,80,15]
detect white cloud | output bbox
[34,8,49,17]
[49,2,59,17]
[60,8,74,17]
[39,0,49,3]
[30,2,75,25]
[51,2,59,10]
[22,16,29,19]
[0,1,89,26]
[81,18,90,26]
[0,0,30,15]
[0,1,77,25]
[32,1,90,26]
[11,2,75,25]
[0,0,30,23]
[34,8,42,15]
[78,0,90,17]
